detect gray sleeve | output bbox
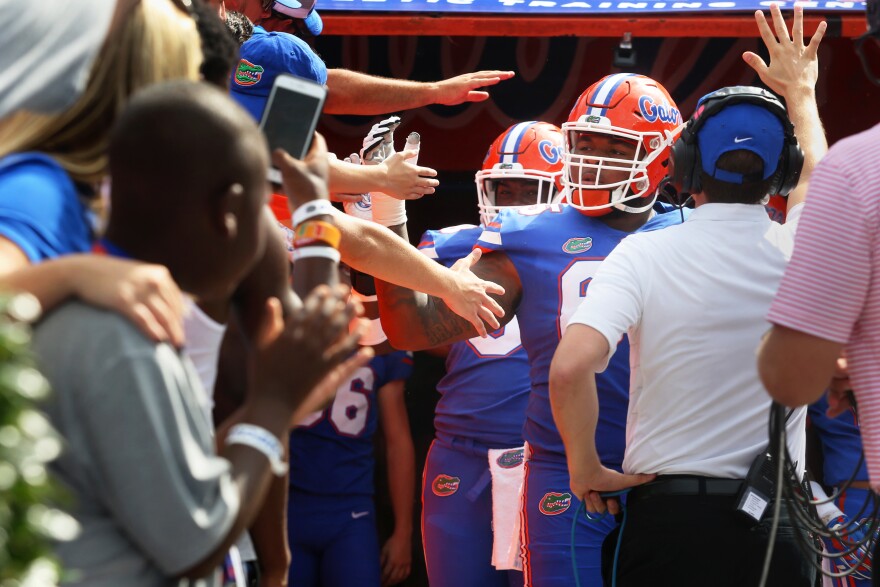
[76,346,239,576]
[0,0,114,117]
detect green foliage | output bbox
[0,294,73,586]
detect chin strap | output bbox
[613,193,657,214]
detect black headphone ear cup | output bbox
[776,143,805,196]
[670,132,696,195]
[690,148,702,195]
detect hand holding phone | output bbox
[271,132,330,211]
[260,74,327,184]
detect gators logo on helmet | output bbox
[432,474,461,497]
[539,492,572,515]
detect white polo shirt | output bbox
[568,202,806,479]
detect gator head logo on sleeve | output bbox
[234,59,264,87]
[539,492,572,515]
[431,474,461,497]
[562,237,593,254]
[496,448,525,469]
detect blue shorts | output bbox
[287,492,380,587]
[521,448,616,587]
[422,437,524,587]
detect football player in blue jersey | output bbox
[287,342,415,587]
[419,121,564,587]
[373,74,685,587]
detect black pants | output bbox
[874,537,880,587]
[601,491,816,587]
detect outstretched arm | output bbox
[333,212,510,343]
[376,247,519,350]
[328,152,438,201]
[324,69,515,115]
[0,238,185,346]
[743,4,827,212]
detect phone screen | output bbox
[262,87,322,160]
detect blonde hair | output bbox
[0,0,202,185]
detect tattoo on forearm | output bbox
[420,296,469,346]
[376,281,473,347]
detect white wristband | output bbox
[292,246,341,264]
[225,423,287,476]
[370,192,406,227]
[292,199,335,227]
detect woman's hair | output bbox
[0,0,202,185]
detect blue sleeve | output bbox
[0,154,92,261]
[385,350,414,383]
[475,206,538,253]
[419,225,482,268]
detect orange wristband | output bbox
[294,220,341,249]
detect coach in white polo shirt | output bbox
[549,9,827,585]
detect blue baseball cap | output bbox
[229,26,328,121]
[697,102,785,184]
[272,0,323,36]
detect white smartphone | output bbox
[259,73,327,185]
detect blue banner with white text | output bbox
[319,0,864,14]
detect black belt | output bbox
[629,475,744,501]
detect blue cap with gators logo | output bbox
[229,26,327,122]
[272,0,323,36]
[697,102,784,184]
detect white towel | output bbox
[488,445,526,570]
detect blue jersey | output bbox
[809,396,868,486]
[476,203,685,463]
[0,153,94,261]
[419,225,531,448]
[289,351,413,496]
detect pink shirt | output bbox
[767,123,880,488]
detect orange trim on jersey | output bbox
[521,457,533,587]
[421,440,436,582]
[474,245,495,255]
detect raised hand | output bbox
[433,70,515,106]
[743,4,826,97]
[377,151,439,200]
[445,248,506,337]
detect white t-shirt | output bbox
[183,300,227,420]
[568,203,806,479]
[182,302,256,567]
